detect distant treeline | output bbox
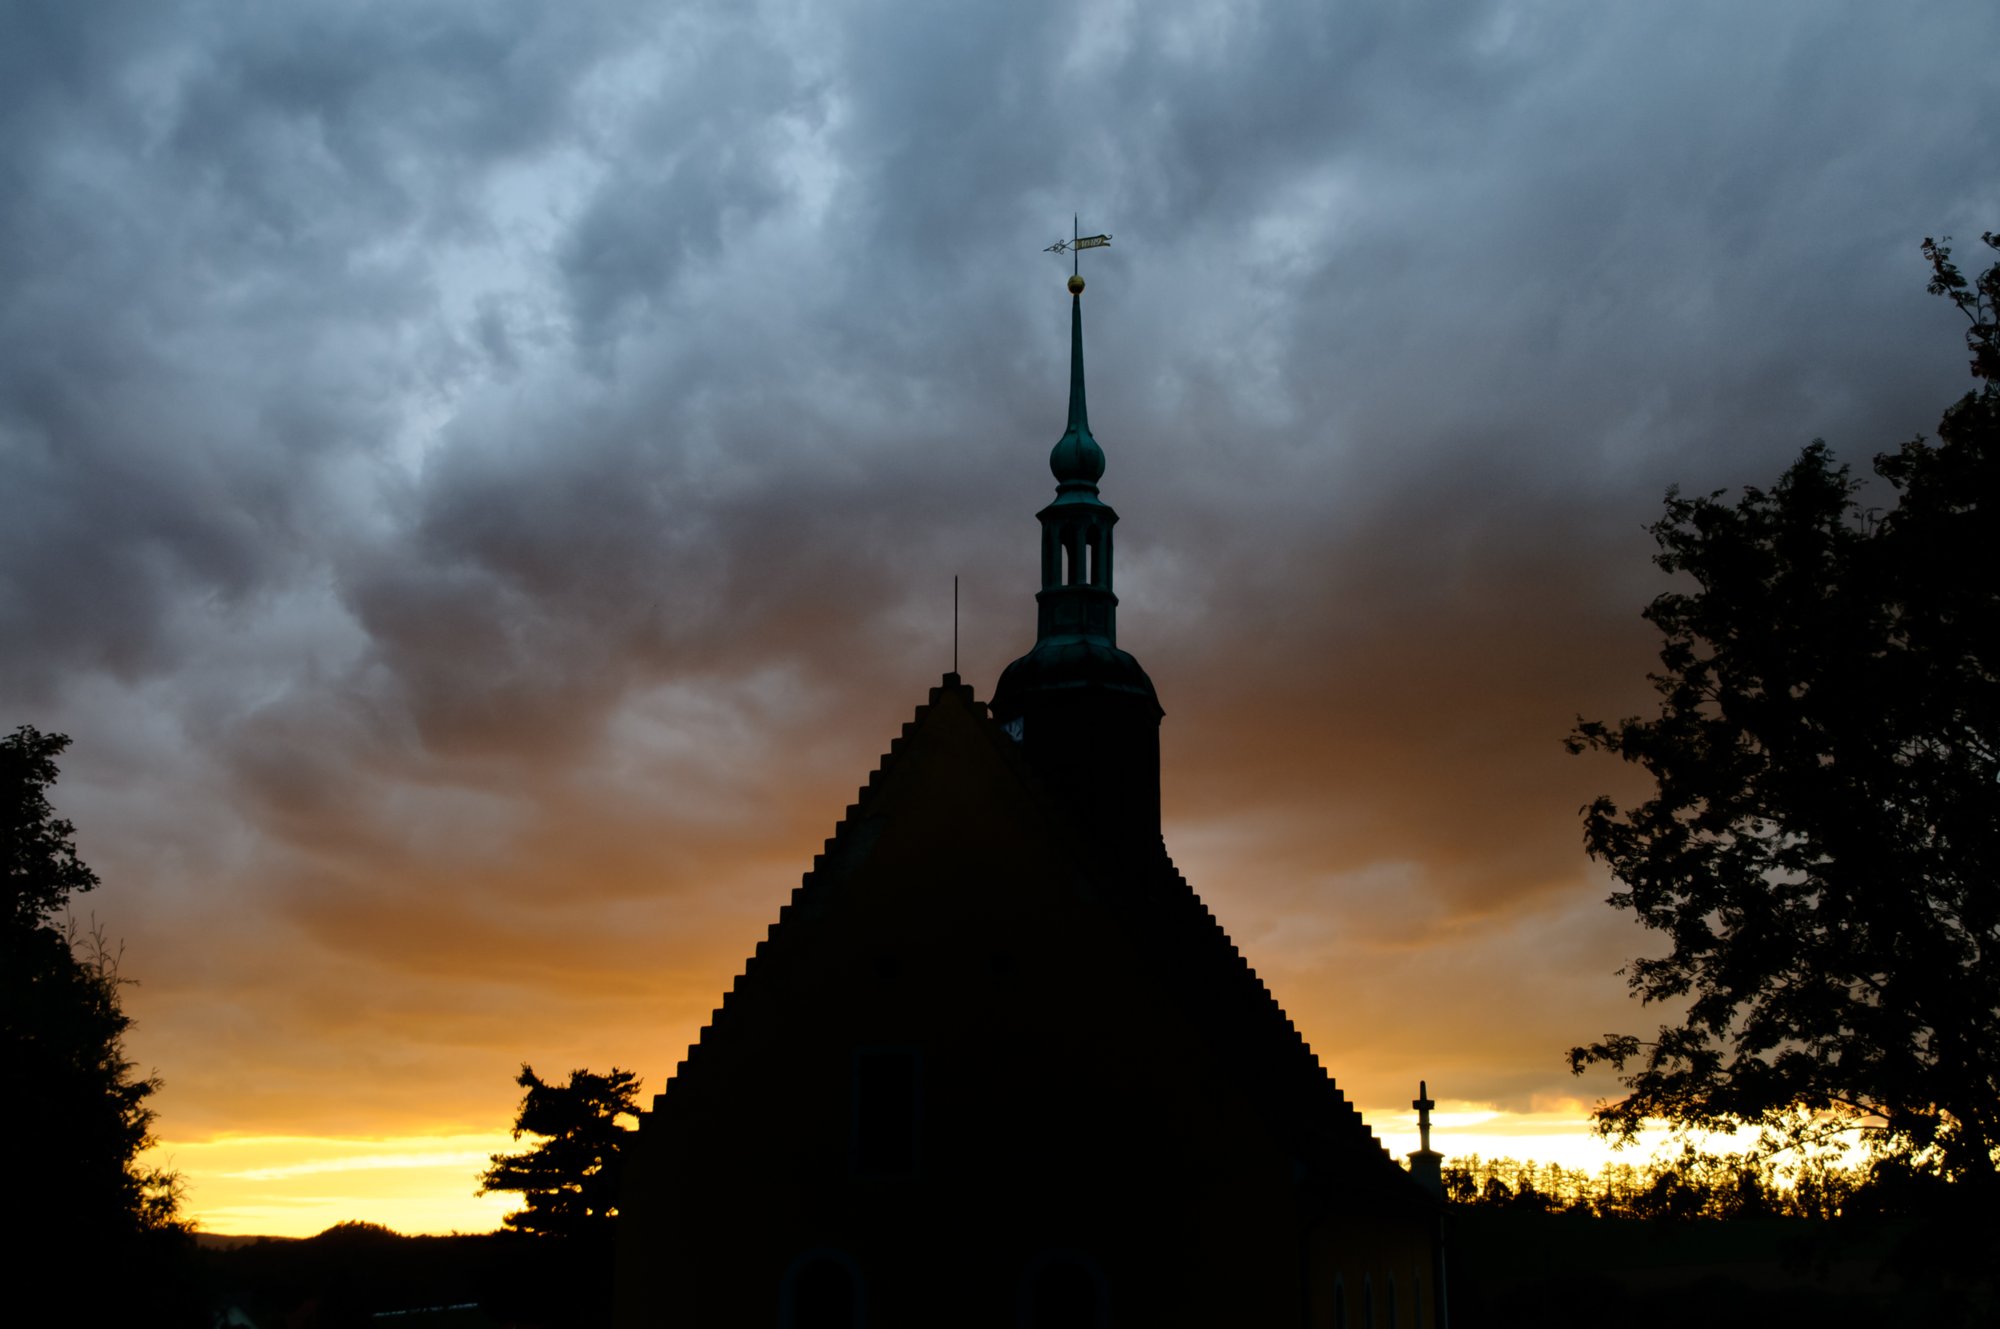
[201,1221,613,1329]
[1440,1150,1867,1221]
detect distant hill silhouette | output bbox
[201,1225,610,1329]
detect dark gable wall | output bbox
[613,680,1439,1327]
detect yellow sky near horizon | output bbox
[153,1100,1676,1238]
[148,1132,521,1237]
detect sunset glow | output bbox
[8,1,1993,1241]
[145,1135,520,1237]
[153,1107,1664,1238]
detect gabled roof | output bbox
[648,673,1428,1215]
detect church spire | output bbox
[1050,219,1106,487]
[991,229,1163,853]
[1032,267,1119,648]
[1051,274,1105,485]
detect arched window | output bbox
[1363,1274,1375,1329]
[1021,1253,1106,1329]
[782,1251,861,1329]
[1333,1274,1349,1329]
[1387,1273,1398,1328]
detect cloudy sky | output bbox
[6,0,1996,1234]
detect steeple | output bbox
[1050,273,1106,487]
[991,245,1163,854]
[1033,272,1121,649]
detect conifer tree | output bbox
[2,726,187,1311]
[480,1064,641,1236]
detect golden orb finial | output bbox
[1068,274,1085,295]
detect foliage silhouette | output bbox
[1568,234,2000,1192]
[2,725,193,1321]
[479,1064,641,1236]
[3,725,101,927]
[1441,1149,1858,1220]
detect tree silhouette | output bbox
[1440,1150,1855,1220]
[479,1064,641,1236]
[2,725,189,1318]
[3,726,100,927]
[1568,234,2000,1193]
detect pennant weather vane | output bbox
[1045,215,1111,277]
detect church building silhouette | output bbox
[612,264,1447,1328]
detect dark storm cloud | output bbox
[0,0,630,700]
[4,0,1997,1159]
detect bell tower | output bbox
[990,245,1164,855]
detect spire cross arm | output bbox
[1413,1080,1436,1154]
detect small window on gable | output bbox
[853,1048,919,1176]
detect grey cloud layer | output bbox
[4,0,1997,1138]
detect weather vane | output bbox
[1044,214,1111,279]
